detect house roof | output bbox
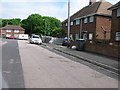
[1,25,25,30]
[62,0,112,23]
[108,1,120,10]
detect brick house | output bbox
[0,25,25,38]
[62,0,120,58]
[62,0,112,41]
[108,1,120,44]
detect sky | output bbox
[0,0,119,21]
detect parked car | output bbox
[18,34,29,40]
[29,35,42,45]
[7,36,17,39]
[62,37,73,46]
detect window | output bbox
[117,8,120,17]
[70,21,73,26]
[84,18,88,23]
[116,32,120,41]
[76,20,80,25]
[89,33,93,40]
[90,16,94,22]
[6,34,11,37]
[75,34,79,40]
[14,30,19,33]
[6,29,11,32]
[14,34,19,37]
[65,23,68,26]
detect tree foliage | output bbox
[1,14,64,38]
[1,18,21,26]
[21,14,63,37]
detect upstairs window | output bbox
[6,29,11,32]
[117,8,120,17]
[70,21,73,26]
[76,19,80,25]
[65,22,68,26]
[14,30,19,33]
[90,16,94,22]
[84,18,88,23]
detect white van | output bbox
[18,34,29,40]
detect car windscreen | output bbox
[33,36,39,38]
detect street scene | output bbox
[1,39,118,88]
[0,0,120,89]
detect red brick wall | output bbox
[96,16,112,40]
[111,9,120,42]
[85,41,119,58]
[1,29,25,36]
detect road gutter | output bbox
[53,48,119,76]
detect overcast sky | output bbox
[0,0,119,21]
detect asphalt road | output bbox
[18,40,118,88]
[2,39,25,88]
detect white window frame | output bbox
[6,29,11,32]
[6,34,11,37]
[75,34,79,40]
[116,32,120,41]
[14,34,19,37]
[76,19,80,25]
[89,33,93,40]
[84,18,88,23]
[117,8,120,17]
[14,30,19,33]
[90,16,94,22]
[65,22,68,26]
[70,21,73,26]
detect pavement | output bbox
[2,39,25,88]
[42,43,119,75]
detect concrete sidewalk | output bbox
[42,43,119,75]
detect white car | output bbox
[29,35,42,45]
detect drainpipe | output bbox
[80,19,82,39]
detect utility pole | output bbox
[68,0,70,40]
[67,0,70,48]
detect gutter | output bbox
[74,13,112,20]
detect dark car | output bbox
[62,37,73,46]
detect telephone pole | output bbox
[68,0,70,40]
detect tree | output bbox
[21,13,64,37]
[2,18,21,26]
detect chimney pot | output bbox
[89,0,96,5]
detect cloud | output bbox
[1,0,119,21]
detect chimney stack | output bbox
[89,0,96,5]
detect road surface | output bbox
[18,40,118,88]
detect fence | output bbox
[42,36,64,45]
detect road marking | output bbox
[0,41,7,46]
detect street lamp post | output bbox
[43,19,46,36]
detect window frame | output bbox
[76,19,80,25]
[70,21,73,26]
[89,33,93,40]
[84,18,88,23]
[6,29,11,32]
[116,32,120,41]
[14,30,19,33]
[90,16,94,22]
[117,8,120,17]
[65,22,68,26]
[6,34,11,37]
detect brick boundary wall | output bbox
[84,41,119,58]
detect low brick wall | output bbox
[84,41,119,58]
